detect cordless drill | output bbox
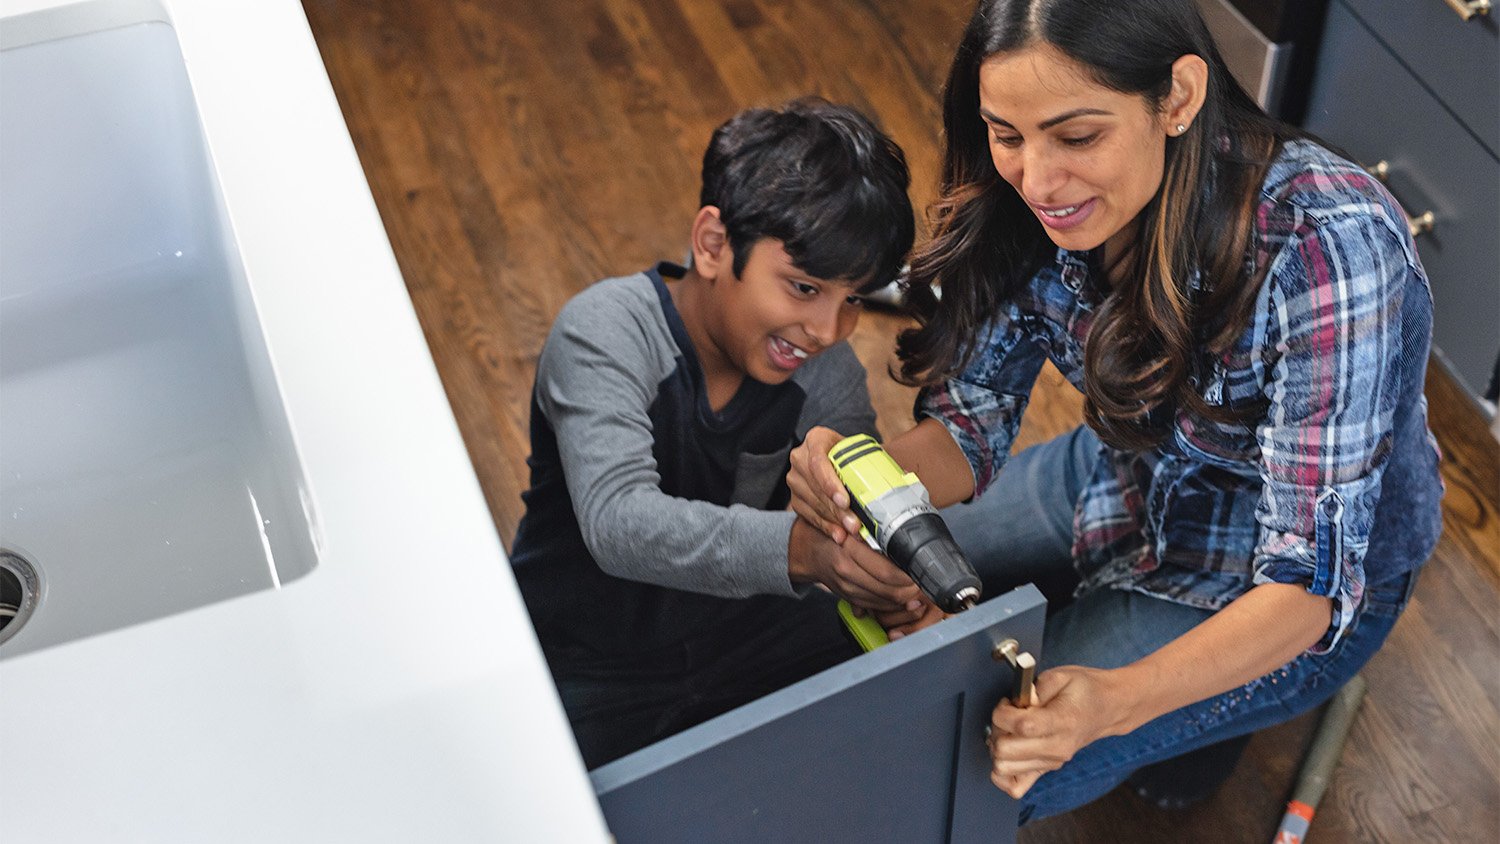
[829,434,982,613]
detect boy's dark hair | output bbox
[700,98,915,293]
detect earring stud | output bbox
[1175,123,1187,135]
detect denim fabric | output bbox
[1021,573,1410,823]
[945,425,1419,823]
[941,425,1098,609]
[919,140,1445,653]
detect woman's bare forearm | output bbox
[885,418,976,508]
[1101,583,1333,737]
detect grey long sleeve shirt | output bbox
[510,264,877,660]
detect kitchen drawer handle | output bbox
[1407,211,1436,239]
[1364,161,1438,239]
[1442,0,1492,21]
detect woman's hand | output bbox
[789,420,979,543]
[986,666,1135,798]
[874,597,948,639]
[787,426,862,544]
[985,584,1333,799]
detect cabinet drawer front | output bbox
[1342,0,1499,156]
[1306,0,1500,397]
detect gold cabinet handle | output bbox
[1443,0,1492,21]
[983,639,1038,744]
[1364,160,1438,239]
[1407,211,1436,238]
[993,639,1036,708]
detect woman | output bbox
[788,0,1444,823]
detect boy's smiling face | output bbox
[676,206,868,408]
[704,237,864,387]
[676,205,867,405]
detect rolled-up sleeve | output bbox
[915,306,1049,497]
[1250,213,1412,653]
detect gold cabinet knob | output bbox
[1364,160,1438,240]
[1443,0,1492,21]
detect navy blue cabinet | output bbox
[592,585,1046,843]
[1303,0,1500,400]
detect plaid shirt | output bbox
[918,140,1443,652]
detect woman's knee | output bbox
[942,426,1099,595]
[1041,588,1214,670]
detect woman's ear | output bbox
[1165,54,1209,137]
[689,206,730,280]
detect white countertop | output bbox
[0,0,609,839]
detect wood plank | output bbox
[1426,361,1500,583]
[301,1,1500,838]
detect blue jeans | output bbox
[942,426,1419,823]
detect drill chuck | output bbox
[830,435,982,614]
[884,512,981,612]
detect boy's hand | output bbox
[787,426,862,544]
[788,517,922,612]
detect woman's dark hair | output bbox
[900,0,1309,449]
[701,97,915,292]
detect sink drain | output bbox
[0,550,42,647]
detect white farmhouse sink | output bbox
[0,1,608,840]
[1,21,317,655]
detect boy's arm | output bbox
[539,284,910,606]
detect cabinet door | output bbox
[1304,0,1500,399]
[591,584,1047,844]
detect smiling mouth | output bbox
[1030,197,1096,229]
[769,336,810,369]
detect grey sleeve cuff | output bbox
[726,508,800,598]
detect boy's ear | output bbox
[690,206,730,280]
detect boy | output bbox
[510,99,921,768]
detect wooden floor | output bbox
[302,1,1499,839]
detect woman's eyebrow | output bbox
[979,109,1014,128]
[979,107,1113,130]
[1039,108,1113,129]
